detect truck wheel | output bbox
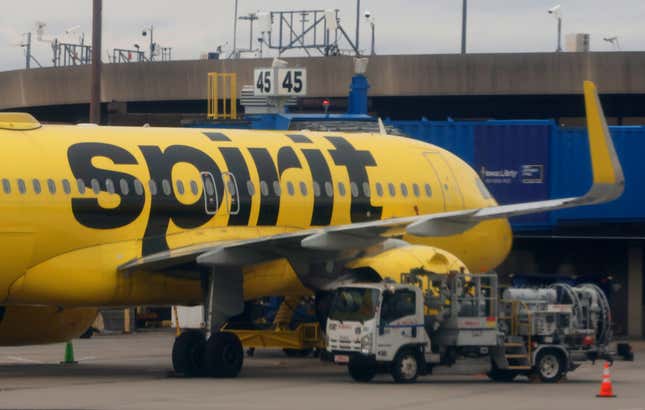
[534,350,565,383]
[391,349,419,383]
[348,357,376,382]
[487,367,516,382]
[283,348,313,358]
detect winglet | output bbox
[581,81,624,204]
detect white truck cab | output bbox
[326,281,431,382]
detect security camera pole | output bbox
[548,5,562,52]
[365,12,375,55]
[90,0,102,124]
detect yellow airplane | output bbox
[0,81,623,378]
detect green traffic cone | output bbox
[60,341,78,365]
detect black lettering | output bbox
[302,149,334,225]
[68,142,144,229]
[326,136,382,222]
[203,132,231,142]
[249,148,279,226]
[139,145,223,255]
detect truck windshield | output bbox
[329,288,380,322]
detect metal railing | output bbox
[207,72,238,120]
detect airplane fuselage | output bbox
[0,126,512,308]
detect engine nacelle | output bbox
[0,305,98,346]
[345,243,469,282]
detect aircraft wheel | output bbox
[172,330,206,377]
[204,332,244,378]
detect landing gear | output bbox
[173,268,245,378]
[204,332,244,377]
[172,330,206,377]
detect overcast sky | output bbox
[0,0,642,71]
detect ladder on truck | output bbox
[499,300,533,370]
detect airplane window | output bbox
[149,180,158,196]
[162,179,172,196]
[246,180,255,196]
[120,179,130,195]
[273,181,281,196]
[338,182,346,197]
[76,179,86,194]
[424,184,432,197]
[400,183,408,197]
[287,181,295,196]
[300,181,307,196]
[313,181,321,197]
[62,179,71,194]
[388,183,396,197]
[134,179,144,196]
[176,180,185,195]
[375,183,383,197]
[362,182,370,197]
[260,181,269,196]
[324,181,333,197]
[17,179,26,194]
[412,183,420,197]
[91,178,100,194]
[2,179,10,194]
[105,179,116,194]
[189,180,198,195]
[47,179,56,194]
[32,179,42,194]
[350,182,359,198]
[204,178,214,196]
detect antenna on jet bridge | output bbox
[377,118,387,135]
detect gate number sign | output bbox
[254,68,307,96]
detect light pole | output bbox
[239,13,258,52]
[604,36,621,51]
[90,0,102,124]
[548,5,562,52]
[461,0,467,54]
[355,0,360,53]
[365,11,375,55]
[232,0,239,57]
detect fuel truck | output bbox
[326,270,633,383]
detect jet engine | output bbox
[345,243,469,282]
[0,305,98,346]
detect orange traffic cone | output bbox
[596,362,616,398]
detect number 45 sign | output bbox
[254,68,307,96]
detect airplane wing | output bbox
[118,81,623,274]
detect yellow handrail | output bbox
[207,72,238,120]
